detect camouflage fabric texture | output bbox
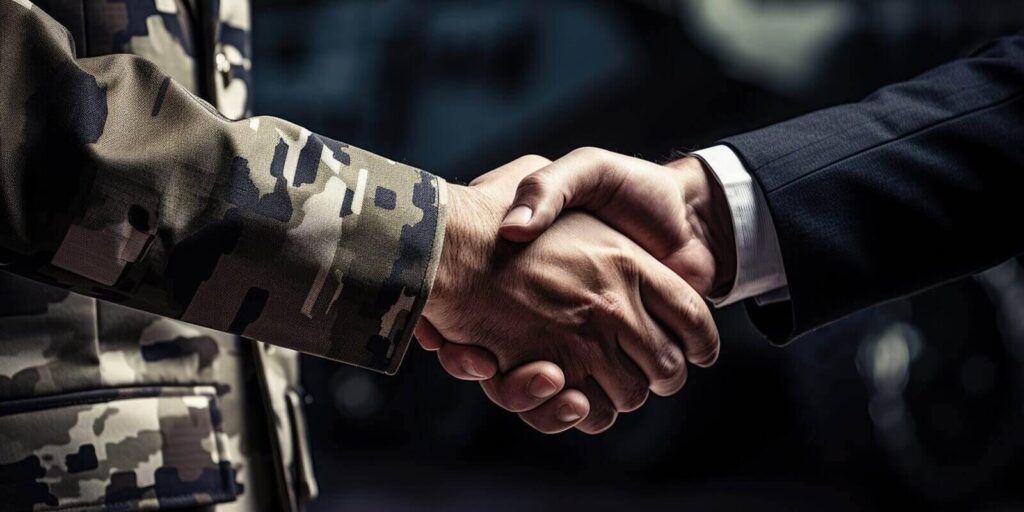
[0,385,236,510]
[1,0,449,374]
[0,0,449,510]
[0,272,294,512]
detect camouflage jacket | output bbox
[0,0,449,510]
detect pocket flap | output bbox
[0,386,237,511]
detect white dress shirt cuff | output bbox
[691,145,789,307]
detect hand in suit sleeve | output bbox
[495,31,1024,346]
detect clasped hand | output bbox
[417,149,735,434]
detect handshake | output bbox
[417,148,737,434]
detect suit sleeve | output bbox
[0,1,448,374]
[718,31,1024,343]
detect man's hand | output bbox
[499,147,737,298]
[418,155,718,434]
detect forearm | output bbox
[721,31,1024,341]
[1,2,447,373]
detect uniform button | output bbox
[215,52,231,73]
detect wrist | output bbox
[423,185,493,322]
[667,156,737,297]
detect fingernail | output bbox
[528,374,558,399]
[501,205,533,226]
[556,404,581,423]
[463,359,486,379]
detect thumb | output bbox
[498,148,610,242]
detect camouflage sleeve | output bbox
[0,0,448,374]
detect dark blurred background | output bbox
[249,1,1024,510]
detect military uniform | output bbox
[0,0,449,510]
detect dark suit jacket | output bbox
[720,31,1024,343]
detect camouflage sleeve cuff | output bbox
[179,149,450,376]
[315,165,449,374]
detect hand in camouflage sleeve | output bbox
[1,1,716,436]
[1,0,446,375]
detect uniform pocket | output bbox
[0,385,237,511]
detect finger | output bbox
[637,252,721,368]
[518,389,590,434]
[480,361,566,412]
[617,316,689,397]
[414,318,445,351]
[575,377,619,435]
[499,147,623,242]
[469,154,552,187]
[591,347,650,413]
[437,343,499,381]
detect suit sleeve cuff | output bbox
[691,145,788,307]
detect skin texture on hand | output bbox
[419,156,719,434]
[499,147,737,297]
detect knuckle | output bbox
[651,363,687,396]
[604,246,640,282]
[650,345,685,383]
[572,146,605,161]
[651,374,684,396]
[705,316,722,349]
[592,290,630,325]
[679,292,704,323]
[517,172,550,196]
[518,154,552,168]
[678,295,718,358]
[688,331,720,366]
[660,364,688,395]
